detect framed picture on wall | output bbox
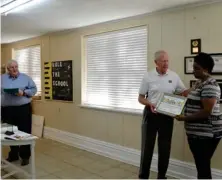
[210,53,222,75]
[189,80,197,88]
[217,80,222,103]
[184,56,194,74]
[185,53,222,75]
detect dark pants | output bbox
[139,107,174,179]
[187,137,221,179]
[1,103,32,160]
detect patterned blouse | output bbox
[184,77,222,138]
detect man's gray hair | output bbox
[6,59,18,68]
[154,50,167,61]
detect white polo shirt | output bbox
[139,69,186,105]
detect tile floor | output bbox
[1,138,175,179]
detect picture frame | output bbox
[191,39,201,54]
[210,53,222,75]
[184,53,222,75]
[184,56,194,74]
[217,80,222,103]
[189,80,197,88]
[155,93,187,117]
[189,79,222,103]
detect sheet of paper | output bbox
[0,124,18,134]
[2,131,37,140]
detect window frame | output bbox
[81,26,148,114]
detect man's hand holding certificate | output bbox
[155,93,187,117]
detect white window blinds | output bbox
[14,45,41,96]
[83,26,147,112]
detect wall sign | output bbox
[52,60,73,101]
[44,60,73,102]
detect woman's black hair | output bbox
[194,52,215,74]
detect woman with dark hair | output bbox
[176,52,222,179]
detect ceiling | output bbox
[0,0,218,44]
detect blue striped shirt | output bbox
[1,73,37,106]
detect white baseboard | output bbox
[43,126,222,179]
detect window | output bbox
[14,45,41,98]
[82,26,147,113]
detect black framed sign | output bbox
[184,56,194,74]
[51,60,73,101]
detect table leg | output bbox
[30,143,36,179]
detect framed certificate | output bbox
[210,53,222,75]
[155,93,187,117]
[184,56,194,74]
[184,53,222,75]
[217,80,222,103]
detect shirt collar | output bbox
[8,72,20,79]
[155,68,169,76]
[202,76,214,85]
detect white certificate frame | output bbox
[155,93,187,117]
[211,53,222,75]
[184,56,194,74]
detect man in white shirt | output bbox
[138,50,186,179]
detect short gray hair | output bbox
[154,50,167,61]
[6,59,18,68]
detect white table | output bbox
[1,124,38,179]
